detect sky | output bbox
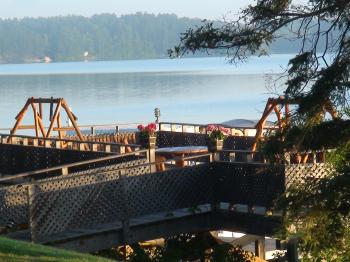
[0,0,255,20]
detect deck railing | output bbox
[0,133,141,154]
[158,121,277,136]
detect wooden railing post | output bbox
[286,238,299,262]
[55,140,61,148]
[1,136,7,144]
[61,167,68,176]
[79,143,86,151]
[120,169,130,246]
[255,237,266,260]
[91,143,98,152]
[149,147,156,173]
[23,138,28,146]
[119,145,126,154]
[44,140,51,148]
[32,138,38,146]
[27,184,39,243]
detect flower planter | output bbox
[207,139,223,152]
[140,135,157,148]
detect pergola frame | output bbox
[252,96,338,152]
[9,97,84,141]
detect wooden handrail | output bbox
[0,133,140,148]
[158,122,278,131]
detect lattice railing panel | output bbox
[0,185,28,226]
[30,164,212,238]
[125,164,212,218]
[157,131,255,150]
[38,159,149,192]
[32,179,125,237]
[213,162,284,208]
[285,163,334,189]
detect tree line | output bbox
[0,13,305,64]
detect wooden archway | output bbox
[252,96,338,152]
[9,97,84,141]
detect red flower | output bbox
[147,123,157,131]
[137,124,145,131]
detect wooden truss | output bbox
[252,96,338,152]
[9,97,84,141]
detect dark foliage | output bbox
[172,0,350,260]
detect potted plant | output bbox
[206,124,230,152]
[137,123,157,148]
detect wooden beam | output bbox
[15,100,30,120]
[30,102,39,137]
[9,100,31,142]
[16,125,36,130]
[46,100,62,138]
[53,127,76,131]
[37,114,47,138]
[57,112,64,140]
[285,103,290,125]
[32,98,61,103]
[39,102,43,118]
[61,100,84,141]
[273,105,283,131]
[252,101,276,151]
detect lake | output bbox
[0,55,293,132]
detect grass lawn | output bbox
[0,237,113,262]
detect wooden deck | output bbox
[0,129,332,253]
[7,205,281,252]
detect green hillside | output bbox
[0,237,112,262]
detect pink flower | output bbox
[137,124,145,131]
[207,124,216,132]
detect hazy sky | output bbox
[0,0,255,20]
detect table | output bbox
[156,146,208,169]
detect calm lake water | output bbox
[0,55,293,131]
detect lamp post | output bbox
[154,108,160,123]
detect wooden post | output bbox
[57,112,64,140]
[79,143,86,151]
[149,148,156,173]
[28,184,39,243]
[119,169,130,249]
[254,237,266,260]
[55,140,61,148]
[61,100,85,141]
[31,103,39,137]
[61,167,68,176]
[286,238,298,262]
[91,143,98,151]
[23,138,28,146]
[8,100,30,142]
[39,102,43,118]
[105,144,111,153]
[119,145,126,154]
[46,100,62,138]
[32,138,38,146]
[44,140,51,148]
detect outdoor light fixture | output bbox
[154,108,160,123]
